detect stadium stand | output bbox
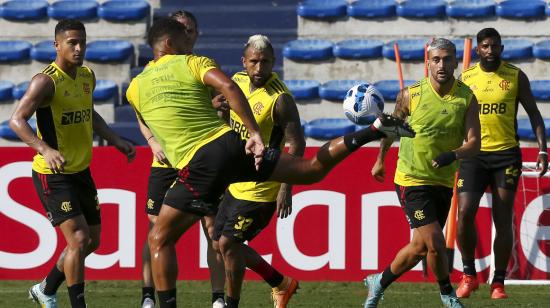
[517,117,550,140]
[445,0,495,18]
[0,80,13,101]
[501,39,533,60]
[12,81,29,100]
[319,80,367,101]
[396,0,447,19]
[0,0,48,21]
[332,39,383,59]
[296,0,347,19]
[283,39,333,61]
[533,39,550,58]
[284,79,320,100]
[374,79,416,101]
[97,0,150,21]
[347,0,396,19]
[0,40,32,62]
[304,118,356,140]
[382,39,426,60]
[30,40,55,62]
[47,0,99,20]
[530,80,550,100]
[495,0,546,19]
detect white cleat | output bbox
[142,297,155,308]
[212,297,225,308]
[372,113,415,138]
[28,283,58,308]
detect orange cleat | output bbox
[272,277,299,308]
[456,274,479,298]
[490,283,508,299]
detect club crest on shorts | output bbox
[414,209,425,221]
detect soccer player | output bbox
[127,18,413,308]
[455,28,548,299]
[9,19,135,308]
[367,38,481,308]
[211,35,305,308]
[136,10,226,308]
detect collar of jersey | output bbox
[426,77,457,101]
[51,61,77,81]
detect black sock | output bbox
[492,270,506,285]
[343,126,384,152]
[67,283,86,308]
[462,259,476,276]
[41,266,65,296]
[212,291,225,304]
[142,287,155,304]
[380,267,399,289]
[438,277,453,295]
[226,296,240,308]
[157,289,177,308]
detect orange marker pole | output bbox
[424,43,429,77]
[394,42,404,90]
[445,172,460,272]
[463,38,472,71]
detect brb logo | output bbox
[61,108,91,125]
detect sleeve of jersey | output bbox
[187,55,219,84]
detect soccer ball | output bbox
[343,83,384,125]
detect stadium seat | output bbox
[119,82,130,106]
[86,40,134,62]
[396,0,447,19]
[0,118,36,141]
[0,40,32,62]
[319,80,368,101]
[98,0,150,21]
[533,40,550,59]
[446,0,495,18]
[93,80,118,101]
[374,80,416,101]
[114,105,137,122]
[347,0,396,18]
[501,39,533,60]
[382,39,426,60]
[517,117,550,140]
[530,80,550,100]
[283,39,333,61]
[0,81,14,102]
[12,81,29,100]
[304,118,356,140]
[138,44,153,66]
[284,80,320,100]
[496,0,545,19]
[130,66,144,78]
[48,0,98,20]
[31,41,56,63]
[296,0,347,19]
[452,38,476,59]
[0,0,48,21]
[333,39,383,59]
[107,122,146,145]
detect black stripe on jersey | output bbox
[270,80,283,93]
[36,106,58,150]
[268,125,284,148]
[42,65,56,76]
[265,84,277,96]
[273,79,286,93]
[410,81,421,88]
[462,65,477,74]
[504,63,518,70]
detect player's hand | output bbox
[371,160,386,182]
[212,94,229,112]
[432,151,457,168]
[43,147,66,173]
[148,137,170,166]
[114,138,136,162]
[537,151,548,177]
[245,132,265,170]
[276,184,293,219]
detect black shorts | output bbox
[163,131,279,216]
[146,167,178,216]
[32,168,100,226]
[457,147,522,193]
[213,190,276,242]
[395,184,453,229]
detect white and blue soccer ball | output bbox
[343,82,384,125]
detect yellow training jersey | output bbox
[395,78,473,188]
[32,62,94,174]
[227,72,289,202]
[126,55,230,170]
[461,62,520,152]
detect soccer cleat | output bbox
[440,289,464,308]
[142,297,155,308]
[271,277,299,308]
[28,283,58,308]
[372,113,415,139]
[490,283,508,299]
[363,273,384,308]
[212,297,225,308]
[456,274,479,298]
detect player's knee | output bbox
[212,240,221,254]
[68,230,90,254]
[147,227,166,252]
[218,236,235,257]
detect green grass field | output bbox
[2,280,550,307]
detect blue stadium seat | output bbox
[0,0,48,21]
[383,39,426,60]
[114,105,137,122]
[533,40,550,59]
[452,39,477,60]
[98,0,150,21]
[374,80,416,100]
[296,0,347,19]
[530,80,550,100]
[304,118,356,140]
[501,39,533,60]
[48,0,98,20]
[517,117,550,140]
[119,82,129,106]
[284,80,320,100]
[446,0,495,18]
[86,40,134,62]
[347,0,396,18]
[496,0,545,19]
[31,41,56,63]
[333,39,383,59]
[138,44,153,66]
[0,118,36,141]
[0,40,32,62]
[93,80,118,101]
[108,122,146,145]
[283,40,333,61]
[12,81,30,100]
[547,2,550,17]
[396,0,446,18]
[319,80,368,101]
[130,66,144,78]
[0,81,14,102]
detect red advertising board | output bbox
[0,147,549,282]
